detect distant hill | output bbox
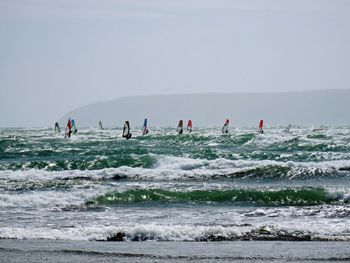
[59,89,350,128]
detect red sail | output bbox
[259,120,263,129]
[67,118,72,130]
[187,120,192,129]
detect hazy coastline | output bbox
[59,89,350,128]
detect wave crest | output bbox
[88,187,348,207]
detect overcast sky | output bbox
[1,0,349,127]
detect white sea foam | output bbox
[1,157,350,182]
[0,187,107,208]
[326,187,350,202]
[1,221,349,241]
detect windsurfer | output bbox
[177,120,183,134]
[222,119,229,134]
[65,118,72,138]
[142,119,149,135]
[55,122,60,133]
[122,121,132,139]
[258,120,264,134]
[187,120,192,133]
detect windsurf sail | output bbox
[71,119,78,134]
[187,120,193,132]
[142,118,149,135]
[99,121,103,130]
[222,119,229,134]
[258,120,264,134]
[65,118,72,138]
[54,122,60,133]
[177,120,183,134]
[122,121,132,139]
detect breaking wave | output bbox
[1,158,350,187]
[88,187,350,207]
[1,224,349,242]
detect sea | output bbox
[0,126,349,262]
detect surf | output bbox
[88,187,348,207]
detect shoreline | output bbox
[1,239,349,262]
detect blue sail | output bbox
[142,118,149,135]
[71,119,77,134]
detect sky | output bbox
[0,0,350,127]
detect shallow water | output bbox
[0,126,349,241]
[0,240,349,263]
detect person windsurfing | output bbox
[187,120,193,133]
[222,119,229,134]
[54,122,60,133]
[177,120,183,134]
[99,121,104,130]
[122,121,132,139]
[142,118,149,135]
[283,124,292,133]
[258,119,264,134]
[64,118,72,138]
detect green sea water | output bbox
[0,126,349,241]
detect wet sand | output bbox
[0,240,349,262]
